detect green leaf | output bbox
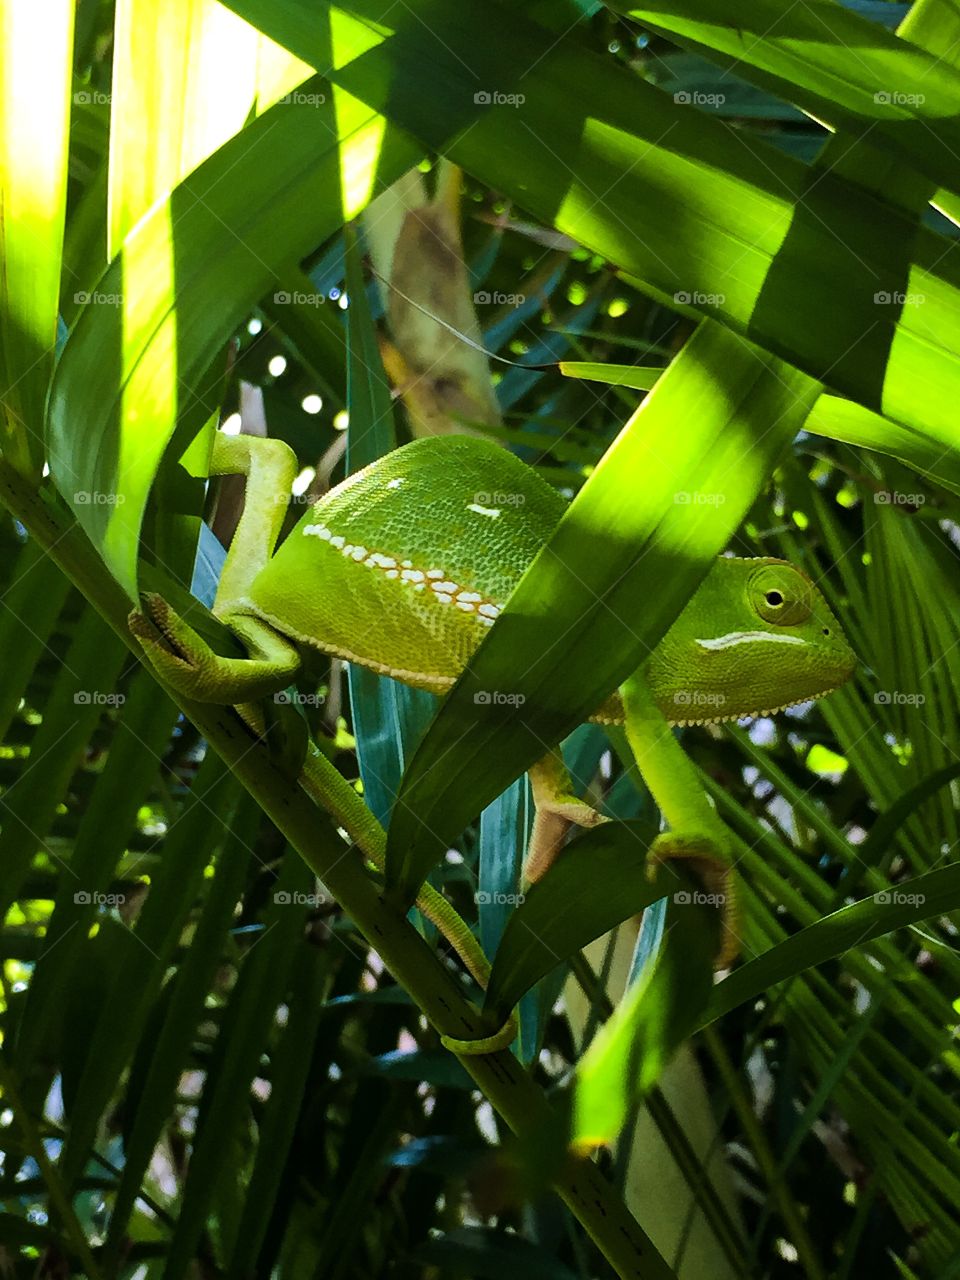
[58,751,241,1190]
[0,2,74,476]
[325,984,413,1008]
[0,606,127,918]
[559,361,662,390]
[309,1081,414,1280]
[48,78,422,596]
[0,539,71,741]
[14,671,178,1075]
[843,761,960,895]
[260,265,348,418]
[483,822,682,1023]
[415,1226,582,1280]
[108,0,312,256]
[344,223,395,474]
[573,882,718,1146]
[477,778,536,1058]
[362,1049,474,1089]
[620,0,960,197]
[58,917,142,1122]
[806,395,960,497]
[700,861,960,1033]
[386,321,818,904]
[224,0,960,472]
[0,1215,56,1251]
[161,849,312,1280]
[225,936,327,1277]
[384,1133,488,1175]
[106,790,254,1258]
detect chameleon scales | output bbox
[131,433,856,1045]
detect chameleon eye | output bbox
[751,564,812,625]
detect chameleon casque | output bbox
[131,431,856,1045]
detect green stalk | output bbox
[702,1028,826,1280]
[0,1058,103,1280]
[0,459,675,1280]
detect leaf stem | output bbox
[0,1058,103,1280]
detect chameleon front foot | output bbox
[649,831,740,969]
[129,593,300,703]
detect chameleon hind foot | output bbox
[648,831,740,969]
[130,593,300,703]
[522,750,610,885]
[521,749,739,967]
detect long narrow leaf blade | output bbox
[0,0,75,476]
[700,861,960,1033]
[483,823,692,1022]
[386,322,818,903]
[48,83,421,595]
[574,889,719,1147]
[108,0,311,255]
[224,0,960,482]
[620,0,960,197]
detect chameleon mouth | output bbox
[668,684,849,728]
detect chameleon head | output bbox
[646,557,857,724]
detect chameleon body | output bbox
[131,432,856,1026]
[238,436,856,723]
[244,436,558,691]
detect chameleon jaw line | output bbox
[668,684,846,727]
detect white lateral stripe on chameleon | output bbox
[301,522,503,625]
[696,630,807,651]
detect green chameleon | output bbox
[131,432,856,1050]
